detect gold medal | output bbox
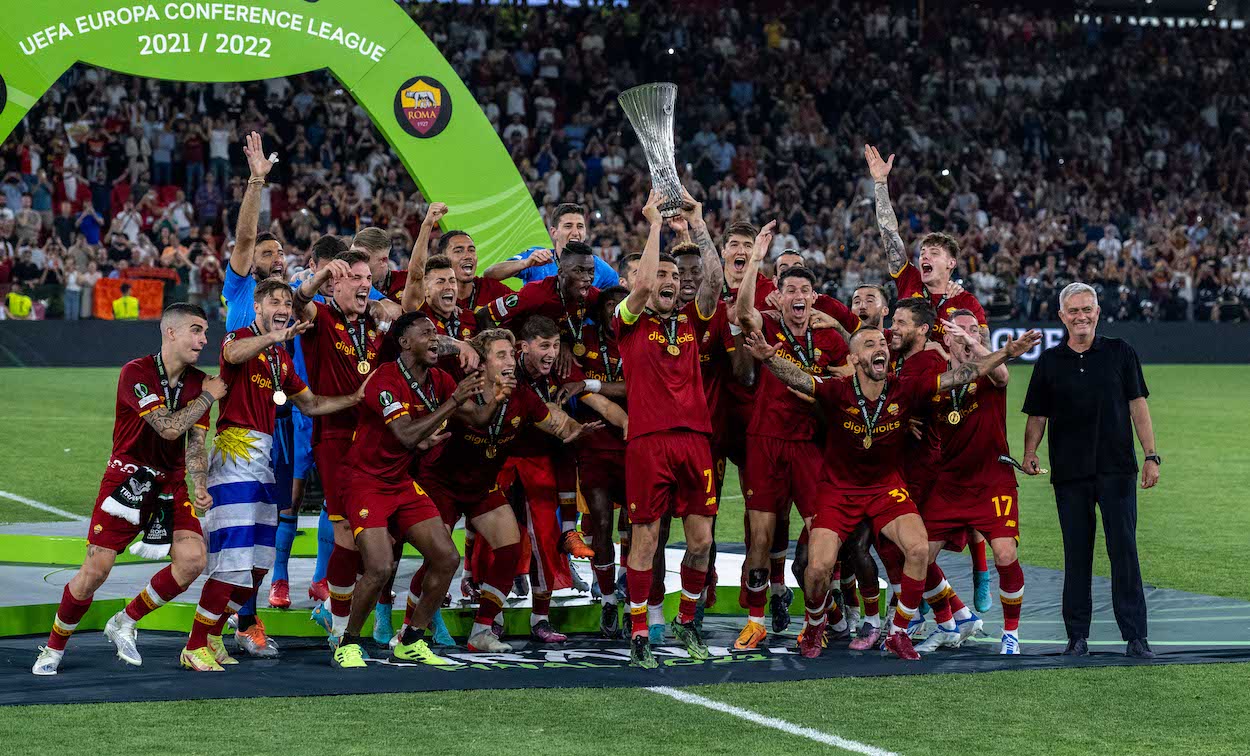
[356,360,370,375]
[572,343,586,357]
[485,445,497,459]
[667,344,681,356]
[272,390,287,406]
[862,436,872,449]
[947,410,962,425]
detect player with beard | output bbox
[292,251,401,646]
[733,224,850,651]
[615,189,723,669]
[333,312,486,668]
[443,228,513,310]
[352,226,404,304]
[561,287,631,636]
[484,203,620,288]
[770,250,860,337]
[416,329,600,652]
[400,254,482,378]
[494,316,627,643]
[743,324,1040,660]
[918,311,1024,655]
[221,132,282,331]
[617,253,642,291]
[184,281,364,670]
[852,285,890,330]
[868,144,995,610]
[34,304,226,675]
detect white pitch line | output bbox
[0,490,86,522]
[646,686,900,756]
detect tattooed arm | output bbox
[435,334,481,372]
[186,426,212,512]
[535,406,603,444]
[743,331,816,396]
[865,144,906,276]
[689,209,725,320]
[142,380,225,441]
[935,330,1042,390]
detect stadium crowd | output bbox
[2,2,1249,323]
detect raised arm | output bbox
[865,144,907,276]
[141,377,228,441]
[1129,397,1159,489]
[935,331,1041,391]
[222,322,313,365]
[228,132,275,278]
[482,248,554,281]
[684,187,724,319]
[401,201,447,313]
[744,331,815,396]
[623,190,664,317]
[735,220,776,334]
[293,259,351,321]
[941,318,1008,387]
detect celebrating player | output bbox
[615,188,723,669]
[483,203,620,288]
[292,250,401,645]
[744,324,1040,659]
[332,312,486,668]
[34,304,227,675]
[416,329,600,653]
[733,221,850,651]
[183,281,365,670]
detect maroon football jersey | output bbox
[893,262,987,342]
[348,361,457,482]
[417,382,550,503]
[300,300,386,441]
[814,294,862,334]
[216,327,308,436]
[748,313,849,441]
[936,376,1017,490]
[613,300,712,440]
[576,323,625,452]
[892,348,948,484]
[813,370,938,493]
[458,276,513,311]
[378,269,408,305]
[418,302,480,379]
[510,358,586,459]
[481,277,600,350]
[113,355,211,475]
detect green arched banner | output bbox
[0,0,548,265]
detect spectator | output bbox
[112,282,139,320]
[80,260,102,318]
[3,282,34,320]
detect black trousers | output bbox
[1053,473,1148,642]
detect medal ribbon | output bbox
[598,323,621,381]
[153,352,183,410]
[487,397,512,449]
[249,323,283,390]
[398,358,440,414]
[330,298,369,367]
[951,382,970,414]
[778,319,814,369]
[557,284,586,349]
[852,374,889,446]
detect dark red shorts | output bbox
[314,436,353,519]
[624,430,717,525]
[419,476,510,528]
[577,447,625,493]
[812,485,919,542]
[344,470,441,537]
[743,435,825,519]
[923,482,1020,544]
[88,465,201,552]
[905,473,938,509]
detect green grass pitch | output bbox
[0,364,1247,754]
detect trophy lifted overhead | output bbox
[618,82,684,218]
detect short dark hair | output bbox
[436,230,472,255]
[598,285,629,306]
[562,240,594,259]
[658,253,678,267]
[161,302,206,322]
[521,315,560,341]
[312,235,349,262]
[893,297,936,333]
[254,279,292,303]
[947,308,977,321]
[671,242,700,259]
[255,232,280,247]
[120,283,132,295]
[334,250,370,267]
[551,203,586,227]
[617,253,641,274]
[777,267,817,288]
[424,254,454,274]
[391,310,433,342]
[721,222,758,246]
[919,232,960,260]
[854,283,888,300]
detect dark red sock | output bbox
[924,563,954,624]
[532,594,551,618]
[326,545,361,618]
[769,554,786,588]
[746,568,768,622]
[803,589,826,626]
[593,562,616,599]
[46,585,93,652]
[124,565,183,622]
[188,578,235,650]
[998,560,1024,632]
[677,563,706,624]
[626,566,652,637]
[877,539,904,585]
[863,584,880,618]
[473,542,517,628]
[971,536,988,573]
[892,574,925,633]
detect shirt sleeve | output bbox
[892,261,923,298]
[616,298,641,326]
[815,294,861,333]
[120,361,163,417]
[222,265,250,305]
[1021,352,1051,417]
[593,257,621,288]
[482,284,532,328]
[1121,342,1149,401]
[364,370,409,424]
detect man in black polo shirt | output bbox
[1022,282,1160,658]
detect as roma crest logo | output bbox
[395,76,452,139]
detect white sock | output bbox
[331,612,348,636]
[770,582,787,597]
[953,606,972,622]
[530,613,548,628]
[116,610,137,628]
[748,611,765,626]
[938,619,956,632]
[831,616,847,632]
[1003,628,1019,639]
[470,621,492,637]
[647,603,665,626]
[561,519,577,534]
[865,613,882,629]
